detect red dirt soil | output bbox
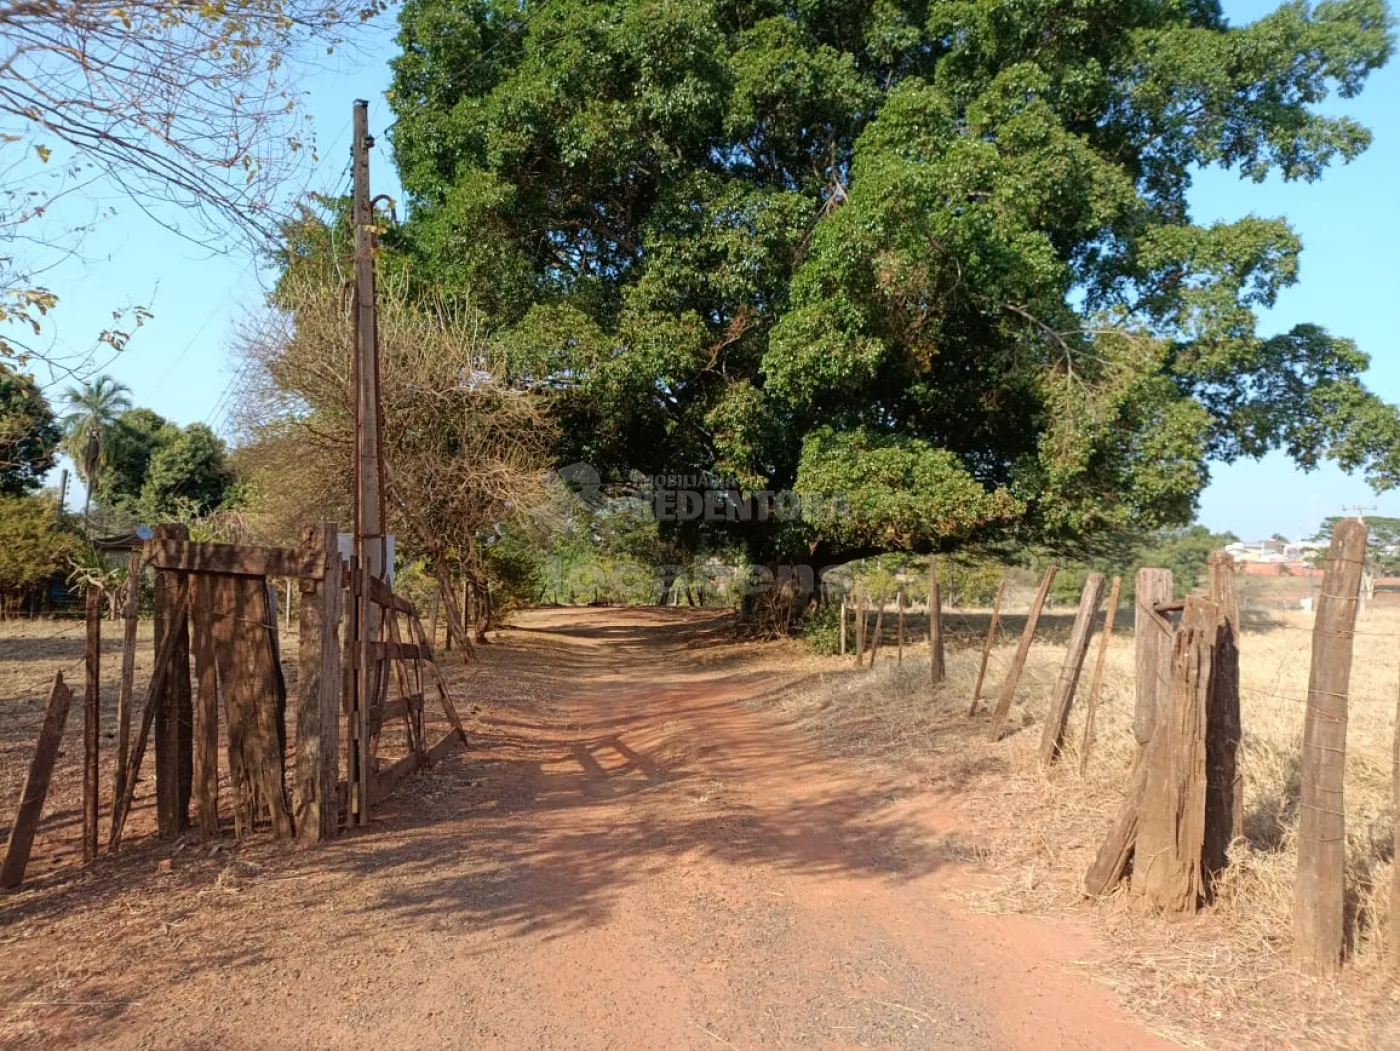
[0,607,1173,1050]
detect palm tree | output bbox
[60,374,132,525]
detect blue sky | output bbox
[16,1,1400,541]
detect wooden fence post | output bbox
[0,675,74,889]
[1133,596,1216,915]
[295,522,343,845]
[987,566,1057,742]
[1079,575,1121,775]
[929,561,945,685]
[1294,517,1366,976]
[869,598,886,665]
[83,585,100,863]
[855,593,866,666]
[1391,670,1400,974]
[1205,552,1242,882]
[1039,573,1105,768]
[969,577,1006,717]
[839,595,847,657]
[153,523,193,837]
[110,550,140,845]
[1134,568,1174,746]
[190,573,220,838]
[896,587,905,664]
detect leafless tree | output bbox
[0,0,382,365]
[233,269,557,618]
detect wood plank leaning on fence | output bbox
[1294,517,1365,976]
[968,577,1006,717]
[0,675,74,890]
[986,566,1056,742]
[1078,575,1121,775]
[1039,572,1105,768]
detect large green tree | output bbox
[386,0,1399,566]
[93,407,176,511]
[137,422,235,520]
[0,364,59,495]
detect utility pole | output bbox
[350,99,386,827]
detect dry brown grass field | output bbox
[764,598,1400,1049]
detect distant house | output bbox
[1225,537,1322,578]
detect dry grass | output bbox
[762,603,1400,1049]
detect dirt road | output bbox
[0,607,1170,1050]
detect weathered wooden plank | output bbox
[110,569,189,850]
[896,587,905,664]
[969,578,1006,717]
[215,574,293,840]
[295,523,343,846]
[434,559,476,662]
[1133,596,1215,915]
[1039,573,1105,768]
[1083,749,1149,897]
[110,550,141,847]
[869,598,886,665]
[408,611,470,746]
[144,539,322,580]
[929,561,945,685]
[385,611,428,765]
[1204,552,1242,887]
[1134,568,1174,745]
[1294,517,1365,976]
[1,675,74,889]
[987,566,1057,742]
[1078,575,1121,775]
[854,594,866,667]
[190,573,220,838]
[382,694,425,724]
[371,642,432,662]
[369,750,421,805]
[355,571,415,614]
[153,524,193,838]
[83,585,101,863]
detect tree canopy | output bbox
[0,494,80,606]
[90,407,236,520]
[383,0,1400,567]
[0,363,59,495]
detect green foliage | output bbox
[1047,526,1239,604]
[0,364,59,495]
[385,0,1400,566]
[95,407,173,510]
[800,601,843,655]
[90,409,236,521]
[0,494,80,601]
[1312,515,1400,574]
[137,423,234,520]
[483,529,547,617]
